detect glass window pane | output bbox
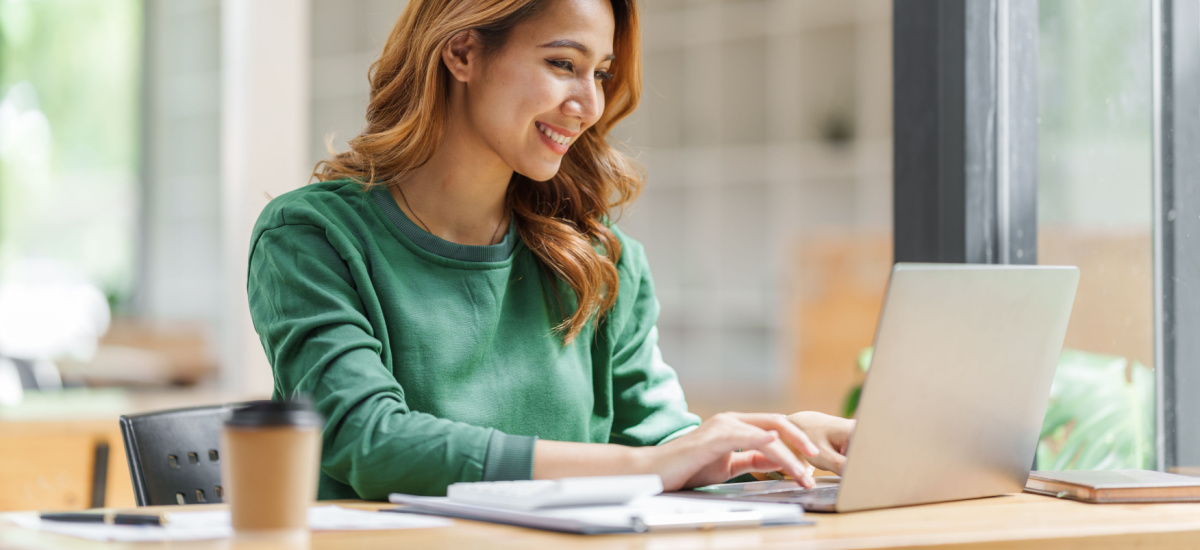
[1037,0,1155,470]
[0,0,142,308]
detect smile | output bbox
[536,122,574,146]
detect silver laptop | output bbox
[690,263,1079,513]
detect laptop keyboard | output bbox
[683,480,842,511]
[750,485,840,507]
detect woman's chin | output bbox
[516,163,564,183]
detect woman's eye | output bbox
[548,59,613,82]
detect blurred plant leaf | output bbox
[842,386,861,419]
[1037,349,1155,470]
[856,347,873,373]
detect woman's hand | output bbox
[642,412,822,492]
[784,411,856,474]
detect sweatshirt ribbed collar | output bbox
[371,186,517,263]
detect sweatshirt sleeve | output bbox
[605,230,703,446]
[248,222,533,499]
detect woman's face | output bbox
[464,0,616,182]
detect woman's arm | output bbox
[250,222,522,498]
[536,412,821,491]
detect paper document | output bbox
[388,494,809,534]
[2,505,452,542]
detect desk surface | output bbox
[3,492,1200,549]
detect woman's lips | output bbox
[536,121,576,155]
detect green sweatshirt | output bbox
[247,179,701,500]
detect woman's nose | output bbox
[564,81,603,125]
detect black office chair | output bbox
[119,404,242,506]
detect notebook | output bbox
[1025,470,1200,503]
[387,494,810,534]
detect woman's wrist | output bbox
[634,435,702,491]
[628,444,663,477]
[533,439,663,479]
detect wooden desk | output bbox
[3,493,1200,549]
[0,389,261,512]
[0,419,134,512]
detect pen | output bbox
[39,512,166,526]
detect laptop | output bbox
[687,263,1080,513]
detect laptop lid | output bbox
[834,263,1079,512]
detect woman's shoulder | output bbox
[607,222,650,277]
[599,223,660,339]
[606,222,655,307]
[254,179,372,233]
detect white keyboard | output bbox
[446,475,664,511]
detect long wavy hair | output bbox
[312,0,642,345]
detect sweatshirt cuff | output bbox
[481,431,537,481]
[657,424,699,445]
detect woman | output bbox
[248,0,855,500]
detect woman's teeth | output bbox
[538,123,572,146]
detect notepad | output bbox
[388,493,809,534]
[1025,469,1200,503]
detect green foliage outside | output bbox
[1037,349,1155,470]
[843,347,1156,471]
[0,0,142,307]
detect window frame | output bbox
[892,0,1039,266]
[1153,0,1200,471]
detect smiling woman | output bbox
[314,0,637,344]
[248,0,853,501]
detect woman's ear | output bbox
[442,30,481,83]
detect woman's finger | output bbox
[728,412,820,457]
[752,431,816,488]
[727,451,783,477]
[710,422,779,456]
[700,413,817,486]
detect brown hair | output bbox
[313,0,643,345]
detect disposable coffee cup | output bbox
[221,400,323,541]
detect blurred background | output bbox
[0,0,1163,510]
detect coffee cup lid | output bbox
[225,399,324,428]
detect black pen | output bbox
[39,512,166,526]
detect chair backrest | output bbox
[119,404,239,506]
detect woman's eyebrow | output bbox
[539,39,617,61]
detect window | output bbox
[893,0,1200,471]
[0,0,143,309]
[1036,0,1156,470]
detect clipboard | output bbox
[387,494,811,534]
